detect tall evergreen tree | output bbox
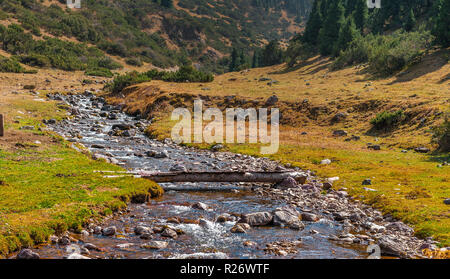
[303,0,322,45]
[353,0,368,31]
[433,0,450,47]
[160,0,173,8]
[333,17,359,56]
[403,8,416,31]
[318,0,345,55]
[229,48,238,72]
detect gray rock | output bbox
[362,179,372,185]
[134,226,152,235]
[272,205,300,226]
[16,249,40,259]
[275,177,298,188]
[414,147,430,153]
[265,95,279,106]
[141,241,168,250]
[230,223,251,233]
[320,159,331,165]
[333,130,348,137]
[385,222,414,235]
[239,212,273,226]
[161,228,178,239]
[301,212,320,222]
[66,253,90,259]
[192,202,209,210]
[378,236,406,258]
[83,243,100,251]
[444,198,450,205]
[102,226,117,236]
[170,164,187,172]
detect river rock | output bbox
[239,212,273,226]
[112,124,132,130]
[231,223,251,233]
[161,228,178,239]
[16,249,40,259]
[289,221,305,230]
[275,177,298,189]
[320,159,331,165]
[385,222,414,235]
[192,202,209,210]
[272,205,300,226]
[66,253,90,259]
[301,212,320,222]
[444,198,450,205]
[83,243,100,251]
[102,226,117,236]
[58,236,71,246]
[378,236,406,258]
[134,226,152,235]
[141,241,168,250]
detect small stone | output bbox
[301,212,320,222]
[414,147,430,153]
[192,202,209,210]
[322,182,333,190]
[102,226,117,236]
[333,130,348,137]
[243,241,257,247]
[83,243,100,251]
[16,249,40,260]
[444,199,450,205]
[320,159,331,165]
[275,177,298,188]
[239,212,273,226]
[231,223,251,234]
[66,253,90,259]
[362,179,372,185]
[134,226,152,235]
[141,241,168,250]
[161,228,178,239]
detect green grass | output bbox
[0,93,163,257]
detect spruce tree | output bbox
[433,0,450,47]
[333,17,359,57]
[353,0,368,31]
[318,0,345,55]
[303,0,322,45]
[229,48,238,72]
[403,8,416,31]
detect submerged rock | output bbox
[231,223,251,233]
[102,226,117,236]
[141,241,168,250]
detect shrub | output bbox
[85,67,113,78]
[433,118,450,152]
[370,110,405,131]
[0,56,35,73]
[106,71,151,94]
[17,54,51,68]
[331,31,432,76]
[125,57,143,67]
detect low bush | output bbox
[433,118,450,152]
[0,56,36,73]
[331,30,433,76]
[370,110,405,131]
[106,71,151,94]
[85,67,113,78]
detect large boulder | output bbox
[239,212,273,226]
[272,205,300,227]
[16,249,40,260]
[378,236,407,258]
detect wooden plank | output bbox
[137,171,307,184]
[0,114,3,137]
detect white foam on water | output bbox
[169,252,228,259]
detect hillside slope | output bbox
[0,0,311,72]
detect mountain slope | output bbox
[0,0,312,72]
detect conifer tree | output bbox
[433,0,450,47]
[353,0,368,31]
[333,17,359,57]
[303,0,322,45]
[318,0,345,55]
[403,8,416,31]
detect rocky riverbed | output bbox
[12,91,441,259]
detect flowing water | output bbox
[33,93,367,259]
